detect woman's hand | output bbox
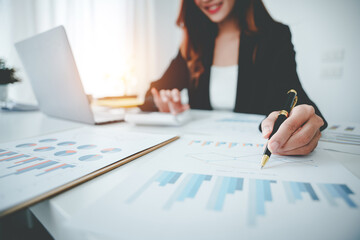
[151,88,190,115]
[261,104,324,155]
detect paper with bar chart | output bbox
[66,136,360,240]
[0,127,176,216]
[319,122,360,155]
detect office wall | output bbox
[263,0,360,123]
[1,0,359,123]
[151,0,360,123]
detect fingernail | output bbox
[263,126,270,136]
[269,141,279,153]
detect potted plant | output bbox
[0,59,21,102]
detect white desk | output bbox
[1,110,359,239]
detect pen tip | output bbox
[260,166,263,170]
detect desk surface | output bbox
[1,110,359,240]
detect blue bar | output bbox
[229,142,238,148]
[290,182,302,200]
[158,171,175,186]
[304,183,319,201]
[36,164,75,176]
[236,178,244,190]
[207,176,223,211]
[207,177,243,211]
[168,172,182,184]
[248,179,257,225]
[125,171,164,204]
[204,175,212,181]
[325,183,339,197]
[340,184,354,194]
[263,180,272,201]
[283,182,296,203]
[156,171,171,185]
[318,184,337,206]
[188,175,206,198]
[298,182,307,192]
[0,149,5,152]
[256,180,265,215]
[7,158,44,168]
[333,184,357,208]
[15,161,57,174]
[213,177,231,211]
[177,174,199,201]
[0,151,17,158]
[227,177,237,194]
[164,174,192,209]
[3,154,30,162]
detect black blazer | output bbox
[141,23,327,130]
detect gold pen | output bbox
[261,89,298,169]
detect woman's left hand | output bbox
[261,104,324,155]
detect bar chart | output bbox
[0,150,76,179]
[188,139,264,149]
[125,170,358,225]
[0,127,175,216]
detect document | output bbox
[320,122,360,155]
[0,127,177,216]
[183,111,265,138]
[65,135,360,240]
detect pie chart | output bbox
[34,146,55,152]
[54,150,77,156]
[79,154,103,161]
[57,141,76,146]
[77,144,97,150]
[101,148,121,154]
[39,138,57,143]
[16,143,37,148]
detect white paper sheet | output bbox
[183,111,265,138]
[65,135,360,240]
[320,122,360,155]
[0,127,176,215]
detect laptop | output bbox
[15,26,124,124]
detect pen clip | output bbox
[291,96,298,111]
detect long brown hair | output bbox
[176,0,275,83]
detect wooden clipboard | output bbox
[0,136,179,218]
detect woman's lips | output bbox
[205,2,223,14]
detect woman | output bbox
[141,0,327,156]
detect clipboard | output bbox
[0,128,179,218]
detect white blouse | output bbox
[209,65,238,111]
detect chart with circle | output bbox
[54,150,77,156]
[57,141,76,146]
[77,144,97,150]
[16,143,37,148]
[101,148,121,154]
[34,146,56,152]
[39,138,57,143]
[79,154,103,161]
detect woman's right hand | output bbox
[151,88,190,115]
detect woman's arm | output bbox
[140,51,190,112]
[261,25,327,155]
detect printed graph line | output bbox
[124,171,358,226]
[164,173,212,210]
[248,179,276,225]
[318,183,357,208]
[125,171,183,204]
[207,176,243,211]
[283,181,319,203]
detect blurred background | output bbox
[0,0,359,122]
